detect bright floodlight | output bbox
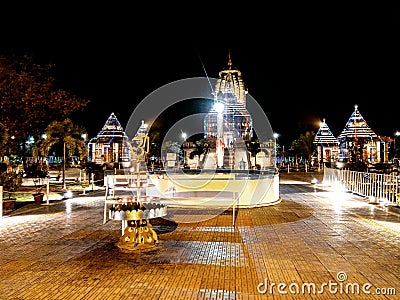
[181,132,187,139]
[273,132,279,139]
[214,102,224,114]
[63,190,73,199]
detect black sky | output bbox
[1,6,399,147]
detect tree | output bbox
[0,122,8,158]
[38,119,87,189]
[147,122,163,159]
[189,139,209,159]
[291,131,316,165]
[0,169,23,200]
[0,52,90,168]
[246,138,261,168]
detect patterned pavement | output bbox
[0,172,399,299]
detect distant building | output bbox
[313,106,394,168]
[87,113,131,166]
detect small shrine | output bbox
[338,105,381,163]
[87,113,131,167]
[313,118,339,166]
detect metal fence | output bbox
[323,167,400,204]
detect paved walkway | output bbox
[0,172,399,299]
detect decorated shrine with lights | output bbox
[313,118,339,166]
[337,105,382,164]
[87,112,131,166]
[313,106,394,167]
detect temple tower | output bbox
[203,51,253,169]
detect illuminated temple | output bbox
[204,52,252,142]
[179,52,276,171]
[202,53,254,169]
[152,52,280,208]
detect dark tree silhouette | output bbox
[0,53,90,168]
[291,131,317,165]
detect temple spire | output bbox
[228,50,232,70]
[313,119,339,146]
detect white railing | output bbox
[323,167,400,204]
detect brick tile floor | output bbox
[0,172,399,299]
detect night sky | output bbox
[1,7,399,148]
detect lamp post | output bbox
[214,101,225,168]
[63,141,66,189]
[394,131,400,160]
[181,131,187,167]
[81,133,87,146]
[273,133,279,168]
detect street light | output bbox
[273,133,279,167]
[63,141,66,189]
[213,101,224,114]
[214,101,225,168]
[180,131,187,167]
[181,131,187,140]
[394,131,400,160]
